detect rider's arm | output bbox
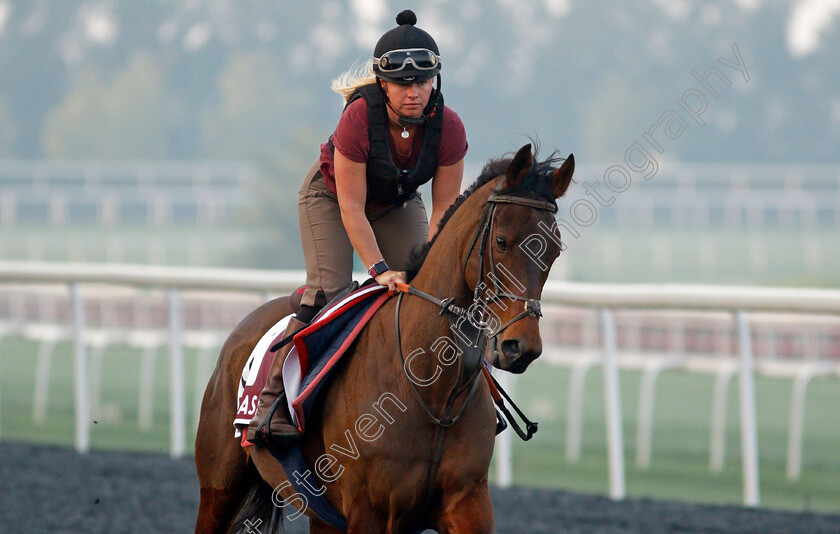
[428,158,464,241]
[334,149,405,291]
[334,148,382,270]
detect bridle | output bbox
[394,181,558,429]
[462,189,558,352]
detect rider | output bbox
[248,10,468,446]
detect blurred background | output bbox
[0,0,838,283]
[2,0,840,518]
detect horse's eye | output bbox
[495,236,508,250]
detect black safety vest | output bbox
[328,83,444,206]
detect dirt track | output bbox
[2,442,839,533]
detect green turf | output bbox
[0,337,203,454]
[486,363,840,513]
[2,336,839,513]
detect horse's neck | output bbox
[409,179,497,304]
[395,186,491,402]
[397,268,468,402]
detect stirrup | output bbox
[248,393,303,447]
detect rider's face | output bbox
[381,79,434,119]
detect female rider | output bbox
[248,10,468,446]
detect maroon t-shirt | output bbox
[319,97,468,211]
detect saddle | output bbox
[234,282,389,437]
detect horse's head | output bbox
[464,144,574,373]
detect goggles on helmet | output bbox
[373,48,441,73]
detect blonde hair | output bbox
[331,59,378,102]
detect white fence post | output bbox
[495,372,514,488]
[787,369,810,481]
[709,362,738,471]
[735,310,760,507]
[32,339,56,423]
[168,289,186,459]
[599,307,626,500]
[785,363,833,481]
[565,354,598,462]
[636,358,680,469]
[137,345,158,430]
[70,283,90,453]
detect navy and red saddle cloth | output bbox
[234,282,392,530]
[234,282,390,437]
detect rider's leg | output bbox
[247,162,353,446]
[297,163,355,316]
[246,306,318,445]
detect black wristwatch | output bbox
[368,260,389,278]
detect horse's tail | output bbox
[229,479,285,534]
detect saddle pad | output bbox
[286,286,390,432]
[233,314,293,434]
[233,284,390,436]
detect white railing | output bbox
[492,282,840,507]
[0,159,254,226]
[4,160,838,229]
[0,262,304,458]
[2,262,840,506]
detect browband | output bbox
[487,194,558,213]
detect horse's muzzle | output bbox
[497,338,541,374]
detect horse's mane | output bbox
[405,147,564,279]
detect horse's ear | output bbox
[505,143,534,188]
[551,153,575,198]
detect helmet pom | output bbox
[396,10,417,26]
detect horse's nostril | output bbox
[500,339,521,359]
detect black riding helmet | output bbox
[372,10,441,84]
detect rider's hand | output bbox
[375,270,406,294]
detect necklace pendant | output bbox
[401,129,410,139]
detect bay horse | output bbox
[195,143,574,533]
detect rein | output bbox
[393,286,486,528]
[394,291,485,429]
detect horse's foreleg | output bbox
[194,374,253,533]
[195,439,253,533]
[437,482,494,534]
[340,492,387,534]
[195,485,251,534]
